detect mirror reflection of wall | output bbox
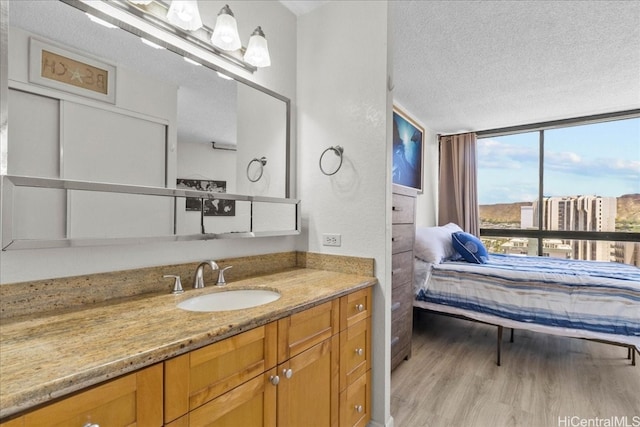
[8,0,288,197]
[4,0,292,245]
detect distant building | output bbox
[486,195,636,265]
[501,237,571,258]
[520,206,534,229]
[531,195,617,262]
[614,242,640,266]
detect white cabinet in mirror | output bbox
[1,0,296,250]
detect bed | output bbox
[412,224,640,366]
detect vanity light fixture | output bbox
[120,0,270,71]
[166,0,203,31]
[244,26,271,68]
[210,4,241,52]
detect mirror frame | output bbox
[0,0,299,250]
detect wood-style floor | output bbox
[390,310,640,427]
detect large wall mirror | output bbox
[1,0,298,250]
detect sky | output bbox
[477,117,640,205]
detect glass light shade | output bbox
[244,27,271,68]
[210,5,241,51]
[166,0,203,31]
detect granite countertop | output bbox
[0,267,377,419]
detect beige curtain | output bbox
[438,132,480,236]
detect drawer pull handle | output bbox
[355,405,364,413]
[391,302,401,312]
[283,368,293,379]
[355,348,364,356]
[270,375,280,385]
[355,303,365,312]
[83,423,100,427]
[392,206,403,211]
[391,236,401,242]
[391,268,402,276]
[390,336,400,347]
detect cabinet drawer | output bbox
[392,224,414,254]
[392,193,415,224]
[340,287,372,331]
[278,299,339,362]
[339,370,370,427]
[187,370,276,427]
[392,251,414,288]
[22,363,162,427]
[164,322,277,423]
[391,282,413,323]
[391,304,412,367]
[339,317,371,391]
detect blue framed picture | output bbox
[392,107,424,192]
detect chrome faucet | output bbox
[193,260,219,289]
[217,266,233,286]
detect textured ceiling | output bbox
[391,0,640,134]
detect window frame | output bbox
[476,109,640,257]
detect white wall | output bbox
[417,126,439,227]
[236,84,287,197]
[0,0,298,284]
[297,2,392,426]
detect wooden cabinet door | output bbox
[339,288,372,331]
[164,322,277,423]
[177,369,277,427]
[277,337,339,427]
[20,363,163,427]
[339,370,370,427]
[339,317,371,392]
[278,300,339,363]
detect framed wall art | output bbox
[29,37,116,104]
[392,106,424,192]
[176,179,235,217]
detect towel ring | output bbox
[247,157,267,182]
[319,146,344,176]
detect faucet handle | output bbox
[163,275,184,294]
[217,266,232,286]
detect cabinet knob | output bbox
[355,405,363,413]
[283,368,293,379]
[355,348,364,356]
[355,303,364,312]
[269,375,280,386]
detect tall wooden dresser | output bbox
[391,184,417,370]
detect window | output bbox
[477,115,639,266]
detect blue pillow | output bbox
[451,232,489,264]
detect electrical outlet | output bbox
[322,233,342,247]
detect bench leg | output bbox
[497,325,503,366]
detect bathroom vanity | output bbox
[0,253,375,427]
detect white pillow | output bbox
[414,223,463,264]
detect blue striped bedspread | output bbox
[415,254,640,338]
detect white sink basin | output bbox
[177,289,281,312]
